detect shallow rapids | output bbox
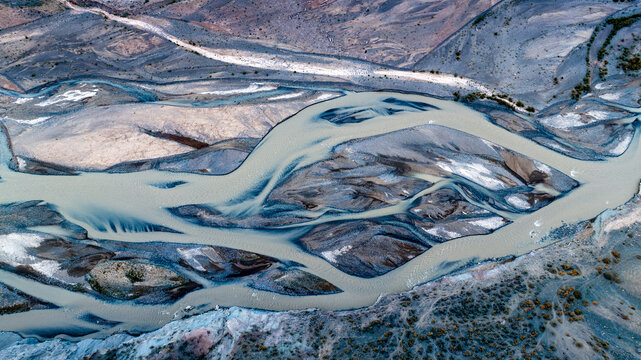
[0,91,639,339]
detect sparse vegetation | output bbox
[617,47,641,73]
[598,14,641,61]
[455,91,533,112]
[126,266,145,283]
[472,10,492,26]
[572,26,599,99]
[572,74,591,100]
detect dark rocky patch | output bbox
[139,128,210,150]
[78,313,121,326]
[249,268,342,296]
[150,181,187,189]
[296,217,428,278]
[168,204,315,229]
[0,201,86,238]
[317,97,435,124]
[107,138,259,175]
[31,237,115,277]
[9,156,77,176]
[0,282,56,315]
